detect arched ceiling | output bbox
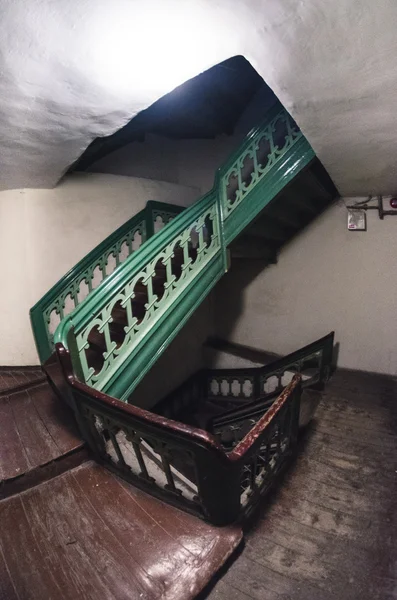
[1,0,397,195]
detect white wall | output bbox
[0,172,199,365]
[214,199,397,375]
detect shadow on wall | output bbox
[214,257,275,346]
[214,200,338,359]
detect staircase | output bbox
[30,100,338,526]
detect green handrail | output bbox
[50,101,315,401]
[30,200,184,363]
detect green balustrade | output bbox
[34,101,315,401]
[30,201,184,363]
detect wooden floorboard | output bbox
[205,370,397,600]
[28,383,83,454]
[0,462,243,600]
[0,395,30,480]
[1,367,396,599]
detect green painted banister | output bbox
[51,101,315,401]
[30,200,184,363]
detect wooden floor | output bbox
[0,461,242,600]
[0,368,396,599]
[204,369,397,600]
[0,378,85,498]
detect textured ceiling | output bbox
[72,56,266,172]
[1,0,397,194]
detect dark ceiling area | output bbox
[71,55,266,172]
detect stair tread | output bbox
[0,367,45,395]
[0,381,84,486]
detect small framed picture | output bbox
[347,209,366,231]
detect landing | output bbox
[205,369,397,600]
[0,461,242,600]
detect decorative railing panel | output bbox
[230,380,301,513]
[30,201,183,363]
[203,332,334,402]
[207,373,255,401]
[152,333,333,447]
[219,106,301,220]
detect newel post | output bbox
[145,201,155,241]
[195,449,241,526]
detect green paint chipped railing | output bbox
[35,101,315,400]
[30,201,184,363]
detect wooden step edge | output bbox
[0,375,47,398]
[0,446,88,501]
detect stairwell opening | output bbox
[59,55,337,414]
[68,55,280,193]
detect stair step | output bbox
[211,394,278,429]
[298,169,336,203]
[0,381,85,497]
[265,205,305,230]
[285,188,320,215]
[0,367,45,396]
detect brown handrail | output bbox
[56,343,224,453]
[57,342,299,462]
[228,374,301,461]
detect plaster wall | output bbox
[214,199,397,375]
[3,0,397,195]
[0,173,199,365]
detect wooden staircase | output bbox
[0,370,85,499]
[26,101,340,528]
[2,95,395,599]
[2,358,397,599]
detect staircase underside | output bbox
[229,158,337,261]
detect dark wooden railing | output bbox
[56,343,301,526]
[204,331,334,401]
[155,332,334,425]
